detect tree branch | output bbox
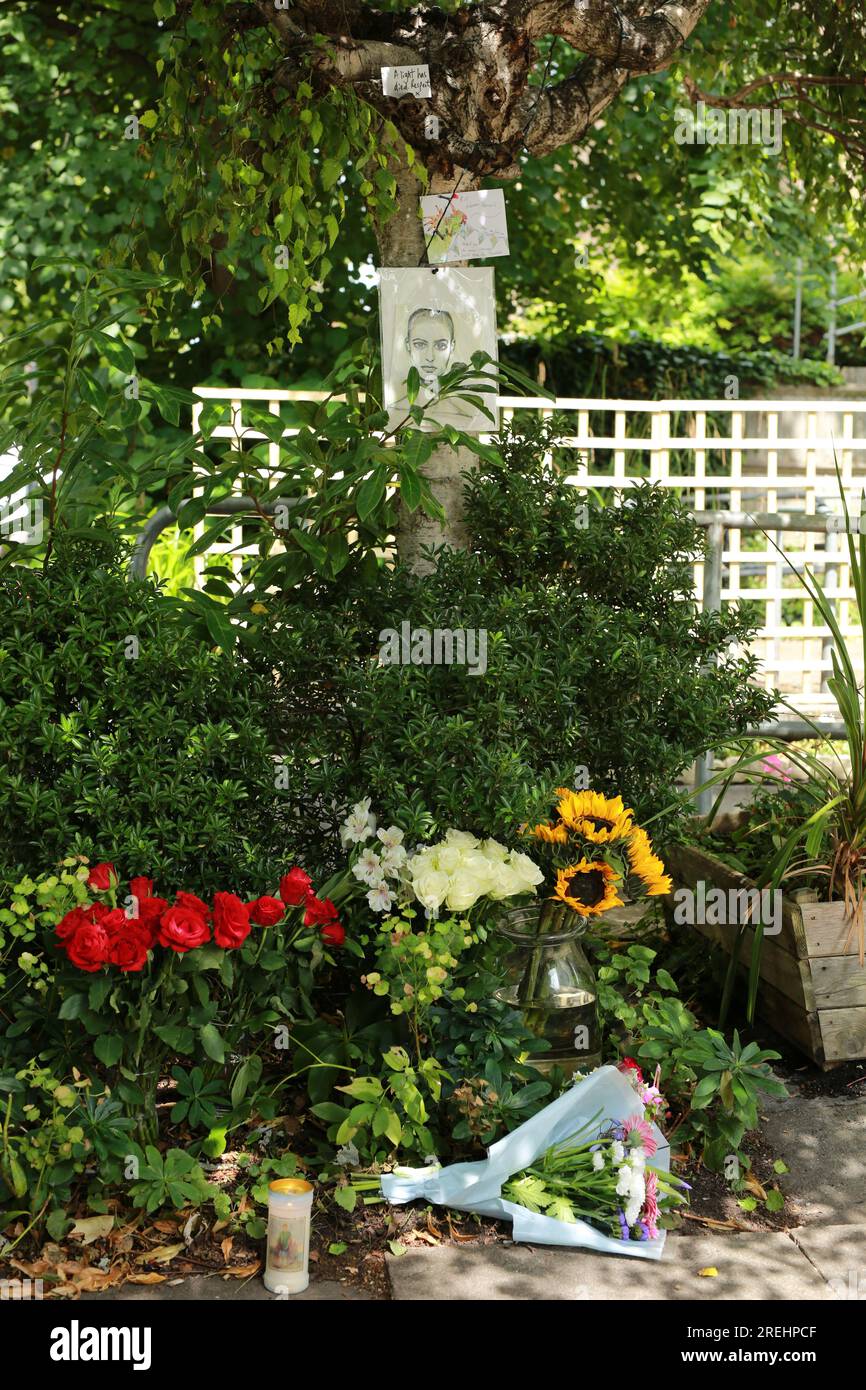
[519,0,713,72]
[520,1,713,155]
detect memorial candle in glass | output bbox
[264,1178,314,1294]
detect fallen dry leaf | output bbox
[743,1172,767,1200]
[152,1219,179,1235]
[698,1267,719,1278]
[220,1237,233,1263]
[127,1273,167,1286]
[222,1260,261,1278]
[70,1215,115,1245]
[138,1243,185,1265]
[682,1212,745,1231]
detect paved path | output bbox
[386,1227,861,1301]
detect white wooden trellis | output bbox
[191,389,866,717]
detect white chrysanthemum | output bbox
[611,1140,625,1164]
[592,1150,605,1172]
[616,1165,634,1198]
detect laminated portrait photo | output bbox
[378,267,499,434]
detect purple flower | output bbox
[617,1209,630,1240]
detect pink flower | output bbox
[621,1113,657,1157]
[759,754,791,783]
[640,1084,666,1117]
[642,1170,660,1239]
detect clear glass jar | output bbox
[494,904,601,1076]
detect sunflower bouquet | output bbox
[528,788,672,924]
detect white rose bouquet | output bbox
[339,801,543,921]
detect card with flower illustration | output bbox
[420,189,510,264]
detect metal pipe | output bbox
[128,497,287,580]
[694,519,725,816]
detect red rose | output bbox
[617,1057,644,1083]
[212,891,252,949]
[129,876,154,902]
[108,924,152,973]
[87,862,117,892]
[248,895,285,927]
[66,922,110,972]
[136,896,168,945]
[174,891,211,921]
[320,920,345,948]
[158,905,211,954]
[303,894,338,927]
[101,908,129,936]
[280,867,312,907]
[86,902,110,924]
[56,906,90,942]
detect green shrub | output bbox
[0,536,285,893]
[251,421,775,875]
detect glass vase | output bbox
[494,902,601,1077]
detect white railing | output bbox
[191,389,866,714]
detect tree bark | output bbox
[373,157,480,574]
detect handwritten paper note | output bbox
[381,64,432,99]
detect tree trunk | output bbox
[373,152,479,574]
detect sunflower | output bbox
[554,789,634,844]
[625,827,672,897]
[553,859,624,917]
[529,821,570,845]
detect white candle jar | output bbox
[264,1177,314,1295]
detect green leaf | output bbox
[58,993,86,1021]
[388,1240,407,1257]
[94,1034,123,1067]
[333,1184,357,1213]
[355,469,386,522]
[765,1188,785,1212]
[200,1023,226,1064]
[336,1076,383,1102]
[328,1242,348,1255]
[311,1102,349,1124]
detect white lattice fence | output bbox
[192,389,866,714]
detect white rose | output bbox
[436,845,463,874]
[508,850,545,889]
[444,829,480,849]
[411,866,450,917]
[445,868,486,913]
[479,837,510,863]
[486,865,528,900]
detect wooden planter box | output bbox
[665,844,866,1068]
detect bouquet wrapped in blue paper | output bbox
[381,1064,688,1260]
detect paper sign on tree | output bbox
[421,190,510,264]
[381,65,432,99]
